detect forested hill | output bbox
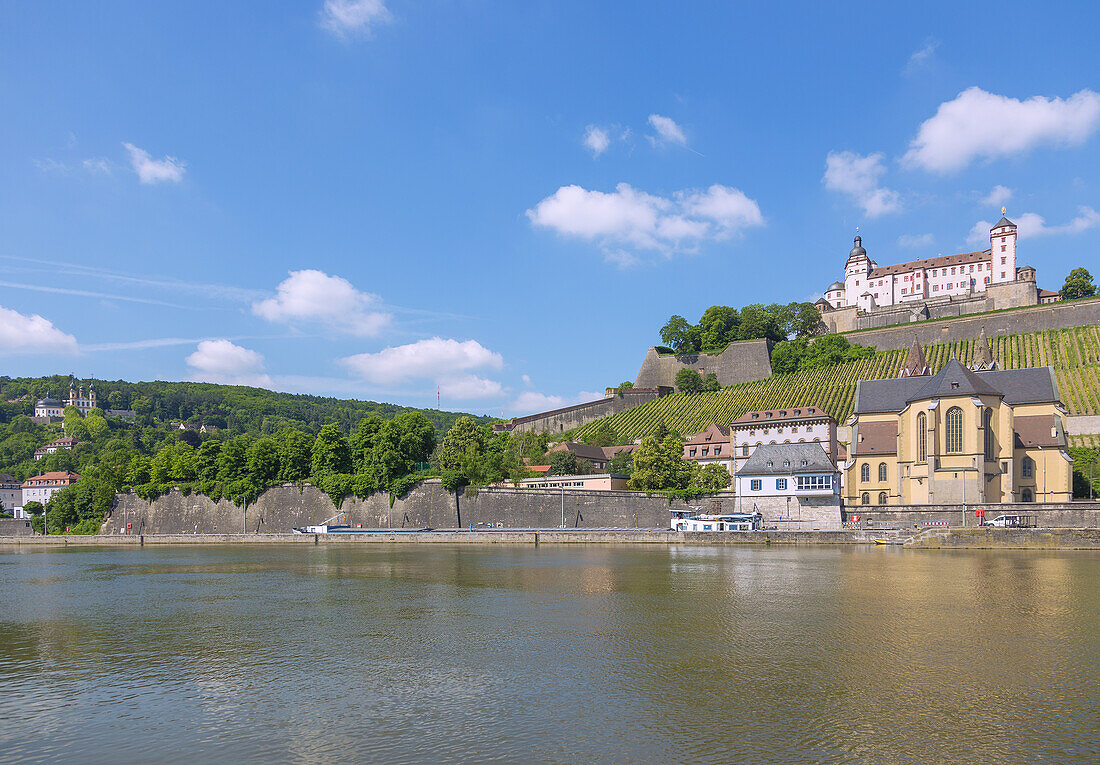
[0,376,495,434]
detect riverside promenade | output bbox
[2,528,1099,548]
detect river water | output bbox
[0,545,1096,764]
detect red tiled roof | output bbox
[868,249,991,278]
[22,471,81,487]
[684,424,731,445]
[731,407,830,426]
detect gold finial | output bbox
[1001,206,1006,215]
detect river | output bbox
[0,545,1097,763]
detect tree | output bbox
[349,414,384,473]
[738,304,784,342]
[787,302,826,338]
[277,429,312,482]
[660,315,700,353]
[582,420,618,447]
[702,373,720,392]
[770,339,808,374]
[131,396,153,416]
[1061,268,1097,300]
[106,390,126,410]
[246,437,281,485]
[617,381,634,390]
[694,463,732,491]
[607,449,635,477]
[178,428,201,448]
[217,435,254,484]
[629,435,692,491]
[394,411,436,465]
[698,305,739,349]
[311,424,352,477]
[675,368,704,394]
[548,450,579,476]
[84,413,110,441]
[439,417,487,472]
[195,440,222,481]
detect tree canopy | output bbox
[659,302,825,353]
[1060,268,1097,301]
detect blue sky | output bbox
[2,1,1098,416]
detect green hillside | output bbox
[571,326,1100,442]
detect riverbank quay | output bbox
[3,528,1099,548]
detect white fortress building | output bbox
[816,213,1054,333]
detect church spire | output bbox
[900,337,930,377]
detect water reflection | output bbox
[0,545,1097,763]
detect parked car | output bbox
[981,514,1033,528]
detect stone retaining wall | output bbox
[842,501,1100,529]
[839,297,1100,352]
[634,339,773,389]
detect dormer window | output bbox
[801,460,808,467]
[783,460,790,467]
[951,381,959,389]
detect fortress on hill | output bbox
[493,213,1100,436]
[815,213,1060,333]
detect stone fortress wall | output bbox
[493,386,674,434]
[633,338,773,388]
[838,295,1100,352]
[823,280,1039,333]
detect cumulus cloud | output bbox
[823,151,901,217]
[904,39,938,75]
[0,305,78,355]
[123,142,186,184]
[526,182,763,262]
[186,339,273,387]
[903,87,1100,173]
[583,125,611,157]
[253,269,391,336]
[980,185,1014,207]
[321,0,391,37]
[341,337,503,386]
[967,206,1100,244]
[648,114,687,145]
[898,233,934,248]
[437,375,503,400]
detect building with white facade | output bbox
[33,437,79,461]
[33,396,64,419]
[822,216,1021,312]
[0,474,22,516]
[733,442,842,530]
[66,378,97,416]
[730,406,838,477]
[21,471,80,505]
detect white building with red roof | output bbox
[21,471,80,504]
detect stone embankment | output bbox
[3,528,1098,548]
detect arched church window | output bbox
[946,407,963,453]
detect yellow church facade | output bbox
[846,359,1072,505]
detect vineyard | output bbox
[571,325,1100,442]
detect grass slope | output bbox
[571,325,1100,442]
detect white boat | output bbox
[671,509,762,532]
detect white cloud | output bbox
[898,233,934,248]
[521,374,531,385]
[437,375,503,400]
[980,185,1014,207]
[253,269,391,336]
[123,142,186,184]
[583,125,611,157]
[186,339,273,387]
[526,182,763,262]
[823,151,900,217]
[321,0,391,37]
[82,158,112,174]
[341,337,503,385]
[903,87,1100,173]
[904,39,939,74]
[0,305,78,355]
[648,114,687,145]
[967,206,1100,244]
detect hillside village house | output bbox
[846,359,1072,505]
[0,474,22,516]
[33,396,64,419]
[682,425,732,474]
[21,471,80,505]
[730,407,838,475]
[546,442,639,471]
[34,436,79,461]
